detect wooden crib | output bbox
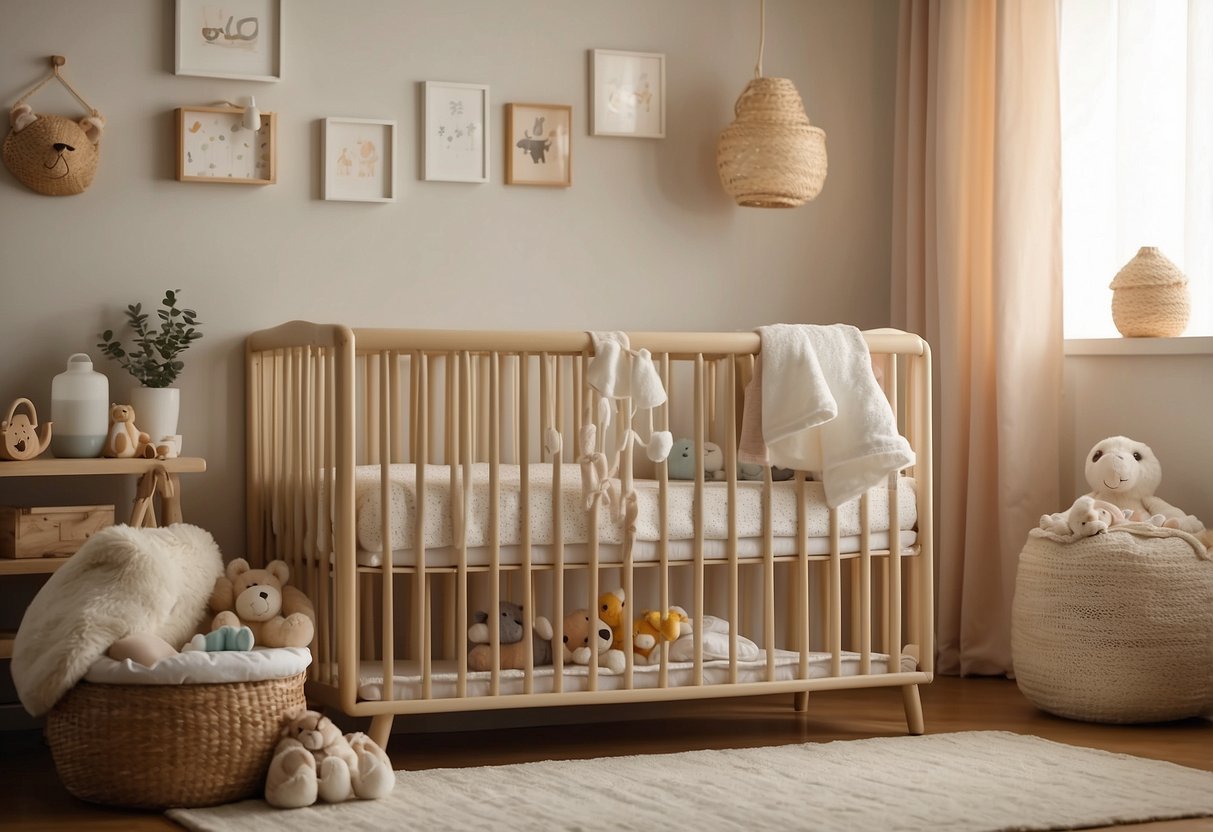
[245,323,934,750]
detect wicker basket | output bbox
[1109,246,1190,337]
[46,672,306,809]
[1011,530,1213,723]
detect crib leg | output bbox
[792,691,809,712]
[901,684,925,735]
[369,714,395,751]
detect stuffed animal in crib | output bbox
[561,609,625,673]
[738,462,797,482]
[467,601,554,671]
[1083,436,1205,534]
[597,588,628,651]
[208,558,315,648]
[632,606,689,663]
[102,403,153,459]
[668,439,725,481]
[264,710,393,808]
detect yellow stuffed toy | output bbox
[597,587,628,651]
[633,607,689,664]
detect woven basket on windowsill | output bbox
[45,671,306,809]
[1110,246,1190,338]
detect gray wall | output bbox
[0,0,900,556]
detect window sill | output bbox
[1064,336,1213,357]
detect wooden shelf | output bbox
[0,631,13,659]
[0,457,205,478]
[0,556,71,575]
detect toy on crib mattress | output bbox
[668,439,725,481]
[467,601,554,671]
[597,588,629,651]
[208,558,316,649]
[264,710,393,808]
[562,610,625,673]
[632,606,689,663]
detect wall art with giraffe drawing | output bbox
[322,117,396,202]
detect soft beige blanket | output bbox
[11,523,223,716]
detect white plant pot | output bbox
[129,386,180,448]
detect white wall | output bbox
[0,0,900,556]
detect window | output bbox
[1060,0,1212,338]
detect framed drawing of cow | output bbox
[505,103,572,187]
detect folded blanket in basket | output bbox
[11,524,223,716]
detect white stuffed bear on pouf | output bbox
[1083,436,1205,533]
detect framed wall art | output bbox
[505,103,572,187]
[175,0,282,82]
[322,118,396,202]
[423,82,489,183]
[176,105,277,184]
[590,49,666,138]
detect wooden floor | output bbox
[3,676,1211,831]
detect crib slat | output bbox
[726,357,739,685]
[417,353,431,697]
[859,492,872,675]
[829,508,842,677]
[488,352,501,695]
[692,354,705,684]
[657,352,671,689]
[519,352,535,692]
[380,351,395,703]
[545,353,565,692]
[457,351,473,698]
[796,471,809,683]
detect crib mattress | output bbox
[350,463,917,559]
[356,649,917,701]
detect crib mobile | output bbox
[2,55,106,196]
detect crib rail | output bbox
[246,323,933,743]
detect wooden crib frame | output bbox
[245,323,934,749]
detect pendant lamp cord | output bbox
[754,0,766,78]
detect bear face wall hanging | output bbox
[2,56,105,197]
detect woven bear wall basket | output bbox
[2,56,105,196]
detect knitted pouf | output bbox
[1011,528,1213,723]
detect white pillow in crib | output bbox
[84,646,311,686]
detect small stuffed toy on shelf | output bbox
[264,710,393,808]
[102,403,154,459]
[208,558,316,648]
[466,601,553,671]
[561,610,625,673]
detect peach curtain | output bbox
[891,0,1064,675]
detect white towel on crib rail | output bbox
[742,324,914,508]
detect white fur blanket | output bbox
[11,523,223,716]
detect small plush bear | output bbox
[1065,495,1139,537]
[102,403,153,459]
[264,710,393,808]
[668,438,725,481]
[561,609,625,673]
[597,588,628,651]
[466,601,554,671]
[208,558,315,648]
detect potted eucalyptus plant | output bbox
[97,289,203,449]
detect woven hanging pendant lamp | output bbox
[717,0,827,208]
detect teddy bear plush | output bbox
[1065,495,1139,537]
[561,609,625,673]
[597,588,628,651]
[264,710,393,808]
[467,601,554,671]
[3,104,105,196]
[632,606,689,664]
[668,439,726,481]
[1082,436,1204,533]
[102,403,153,459]
[208,558,315,648]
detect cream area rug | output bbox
[168,731,1213,832]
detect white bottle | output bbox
[50,353,110,458]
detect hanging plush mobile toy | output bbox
[2,55,105,196]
